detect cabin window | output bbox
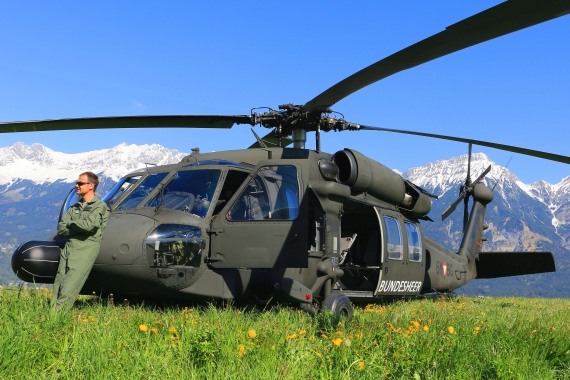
[405,222,422,262]
[228,165,299,221]
[383,216,403,260]
[145,169,221,217]
[117,172,168,210]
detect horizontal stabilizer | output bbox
[476,251,555,279]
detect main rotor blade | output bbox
[360,125,570,165]
[466,143,473,184]
[0,115,254,133]
[303,0,570,112]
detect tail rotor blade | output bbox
[466,143,473,185]
[442,163,492,222]
[473,165,492,185]
[442,191,467,221]
[463,195,470,231]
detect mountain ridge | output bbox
[0,142,187,185]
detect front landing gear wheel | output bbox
[322,293,354,319]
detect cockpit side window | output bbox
[116,172,168,210]
[228,165,299,221]
[271,165,299,220]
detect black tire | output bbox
[321,293,354,319]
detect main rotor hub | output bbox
[253,104,361,149]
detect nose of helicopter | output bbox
[97,212,159,265]
[12,240,63,283]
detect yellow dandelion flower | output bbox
[447,326,456,335]
[168,326,177,334]
[299,329,307,336]
[412,320,421,329]
[364,304,385,313]
[139,324,149,333]
[238,344,246,357]
[332,338,343,347]
[473,326,481,334]
[286,333,298,341]
[150,327,158,334]
[248,329,257,339]
[357,360,365,370]
[170,335,180,348]
[423,325,429,332]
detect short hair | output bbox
[81,171,100,192]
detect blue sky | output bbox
[1,1,568,183]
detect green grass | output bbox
[1,287,569,379]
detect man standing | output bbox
[52,171,109,312]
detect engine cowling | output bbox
[331,148,431,218]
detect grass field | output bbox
[1,287,569,379]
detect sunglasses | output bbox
[75,181,91,187]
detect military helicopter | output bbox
[6,0,570,316]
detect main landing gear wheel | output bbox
[322,292,354,319]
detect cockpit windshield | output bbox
[145,169,221,218]
[103,175,142,208]
[116,172,169,210]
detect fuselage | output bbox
[13,147,486,304]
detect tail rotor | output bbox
[442,143,491,231]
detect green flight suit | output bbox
[52,196,109,312]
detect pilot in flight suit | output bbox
[52,171,109,312]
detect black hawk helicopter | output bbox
[5,0,570,316]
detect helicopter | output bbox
[5,0,570,316]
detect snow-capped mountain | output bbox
[404,152,570,297]
[0,143,568,296]
[0,142,186,185]
[404,153,569,251]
